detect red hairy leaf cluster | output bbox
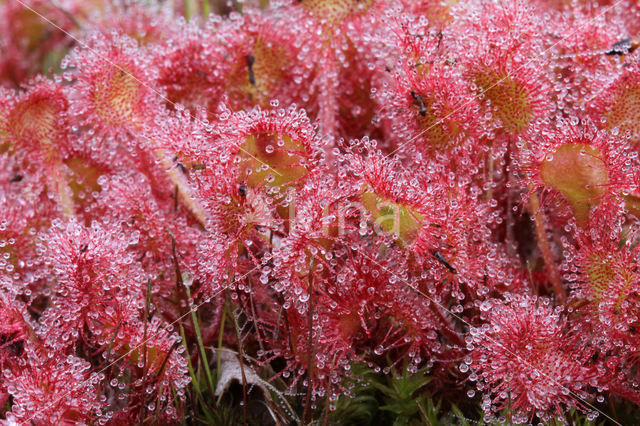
[2,0,640,424]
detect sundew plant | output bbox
[2,0,640,424]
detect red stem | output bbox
[529,192,567,304]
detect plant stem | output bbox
[302,261,315,425]
[179,324,198,393]
[216,299,226,386]
[139,279,152,424]
[184,0,195,21]
[52,160,75,219]
[228,293,248,426]
[168,230,215,397]
[202,0,210,18]
[185,284,216,396]
[529,192,566,304]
